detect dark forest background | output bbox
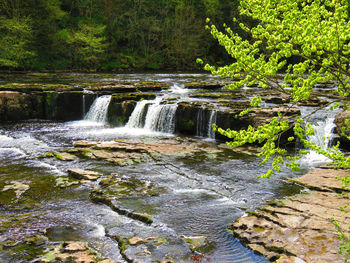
[0,0,248,71]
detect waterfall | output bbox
[125,99,151,128]
[196,108,217,139]
[170,83,189,94]
[196,107,206,137]
[82,88,94,118]
[207,110,217,139]
[84,95,111,124]
[126,97,178,133]
[82,94,86,118]
[300,107,337,167]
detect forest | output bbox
[0,0,245,71]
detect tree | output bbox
[0,15,35,68]
[199,0,350,177]
[199,0,350,258]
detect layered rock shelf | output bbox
[230,167,350,262]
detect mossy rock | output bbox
[53,152,77,161]
[0,234,49,261]
[90,175,165,224]
[110,93,156,103]
[136,81,171,91]
[184,81,224,90]
[0,83,80,93]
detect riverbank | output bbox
[230,167,350,262]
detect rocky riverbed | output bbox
[0,72,349,263]
[231,167,350,262]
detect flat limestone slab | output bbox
[292,168,350,192]
[230,168,350,262]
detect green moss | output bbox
[129,212,153,224]
[1,235,48,261]
[53,152,77,161]
[111,235,127,255]
[55,176,80,188]
[187,120,195,128]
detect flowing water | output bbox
[299,106,339,168]
[127,97,178,134]
[0,73,336,262]
[84,95,112,124]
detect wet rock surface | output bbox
[68,169,102,181]
[230,167,350,262]
[0,91,42,121]
[184,81,227,89]
[334,110,350,150]
[39,241,121,262]
[90,173,164,224]
[86,80,171,93]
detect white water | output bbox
[196,109,217,139]
[208,110,217,139]
[170,83,189,94]
[300,108,337,168]
[196,107,205,137]
[126,97,178,133]
[126,99,152,128]
[84,95,112,124]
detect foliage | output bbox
[0,16,35,68]
[0,0,239,70]
[68,23,106,68]
[200,0,350,177]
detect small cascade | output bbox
[82,94,86,118]
[196,107,206,137]
[126,97,178,133]
[170,83,189,94]
[207,110,217,139]
[196,108,217,139]
[84,95,111,124]
[82,88,94,118]
[300,107,337,167]
[125,99,152,128]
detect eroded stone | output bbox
[68,169,102,181]
[230,167,349,262]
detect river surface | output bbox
[0,73,332,262]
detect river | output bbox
[0,73,335,262]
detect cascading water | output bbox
[196,107,206,137]
[84,95,111,124]
[207,110,217,139]
[300,107,337,167]
[82,88,94,118]
[144,102,177,133]
[126,99,152,128]
[196,108,217,139]
[170,83,189,94]
[126,97,178,133]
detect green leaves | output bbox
[203,0,350,176]
[0,16,36,68]
[204,0,350,100]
